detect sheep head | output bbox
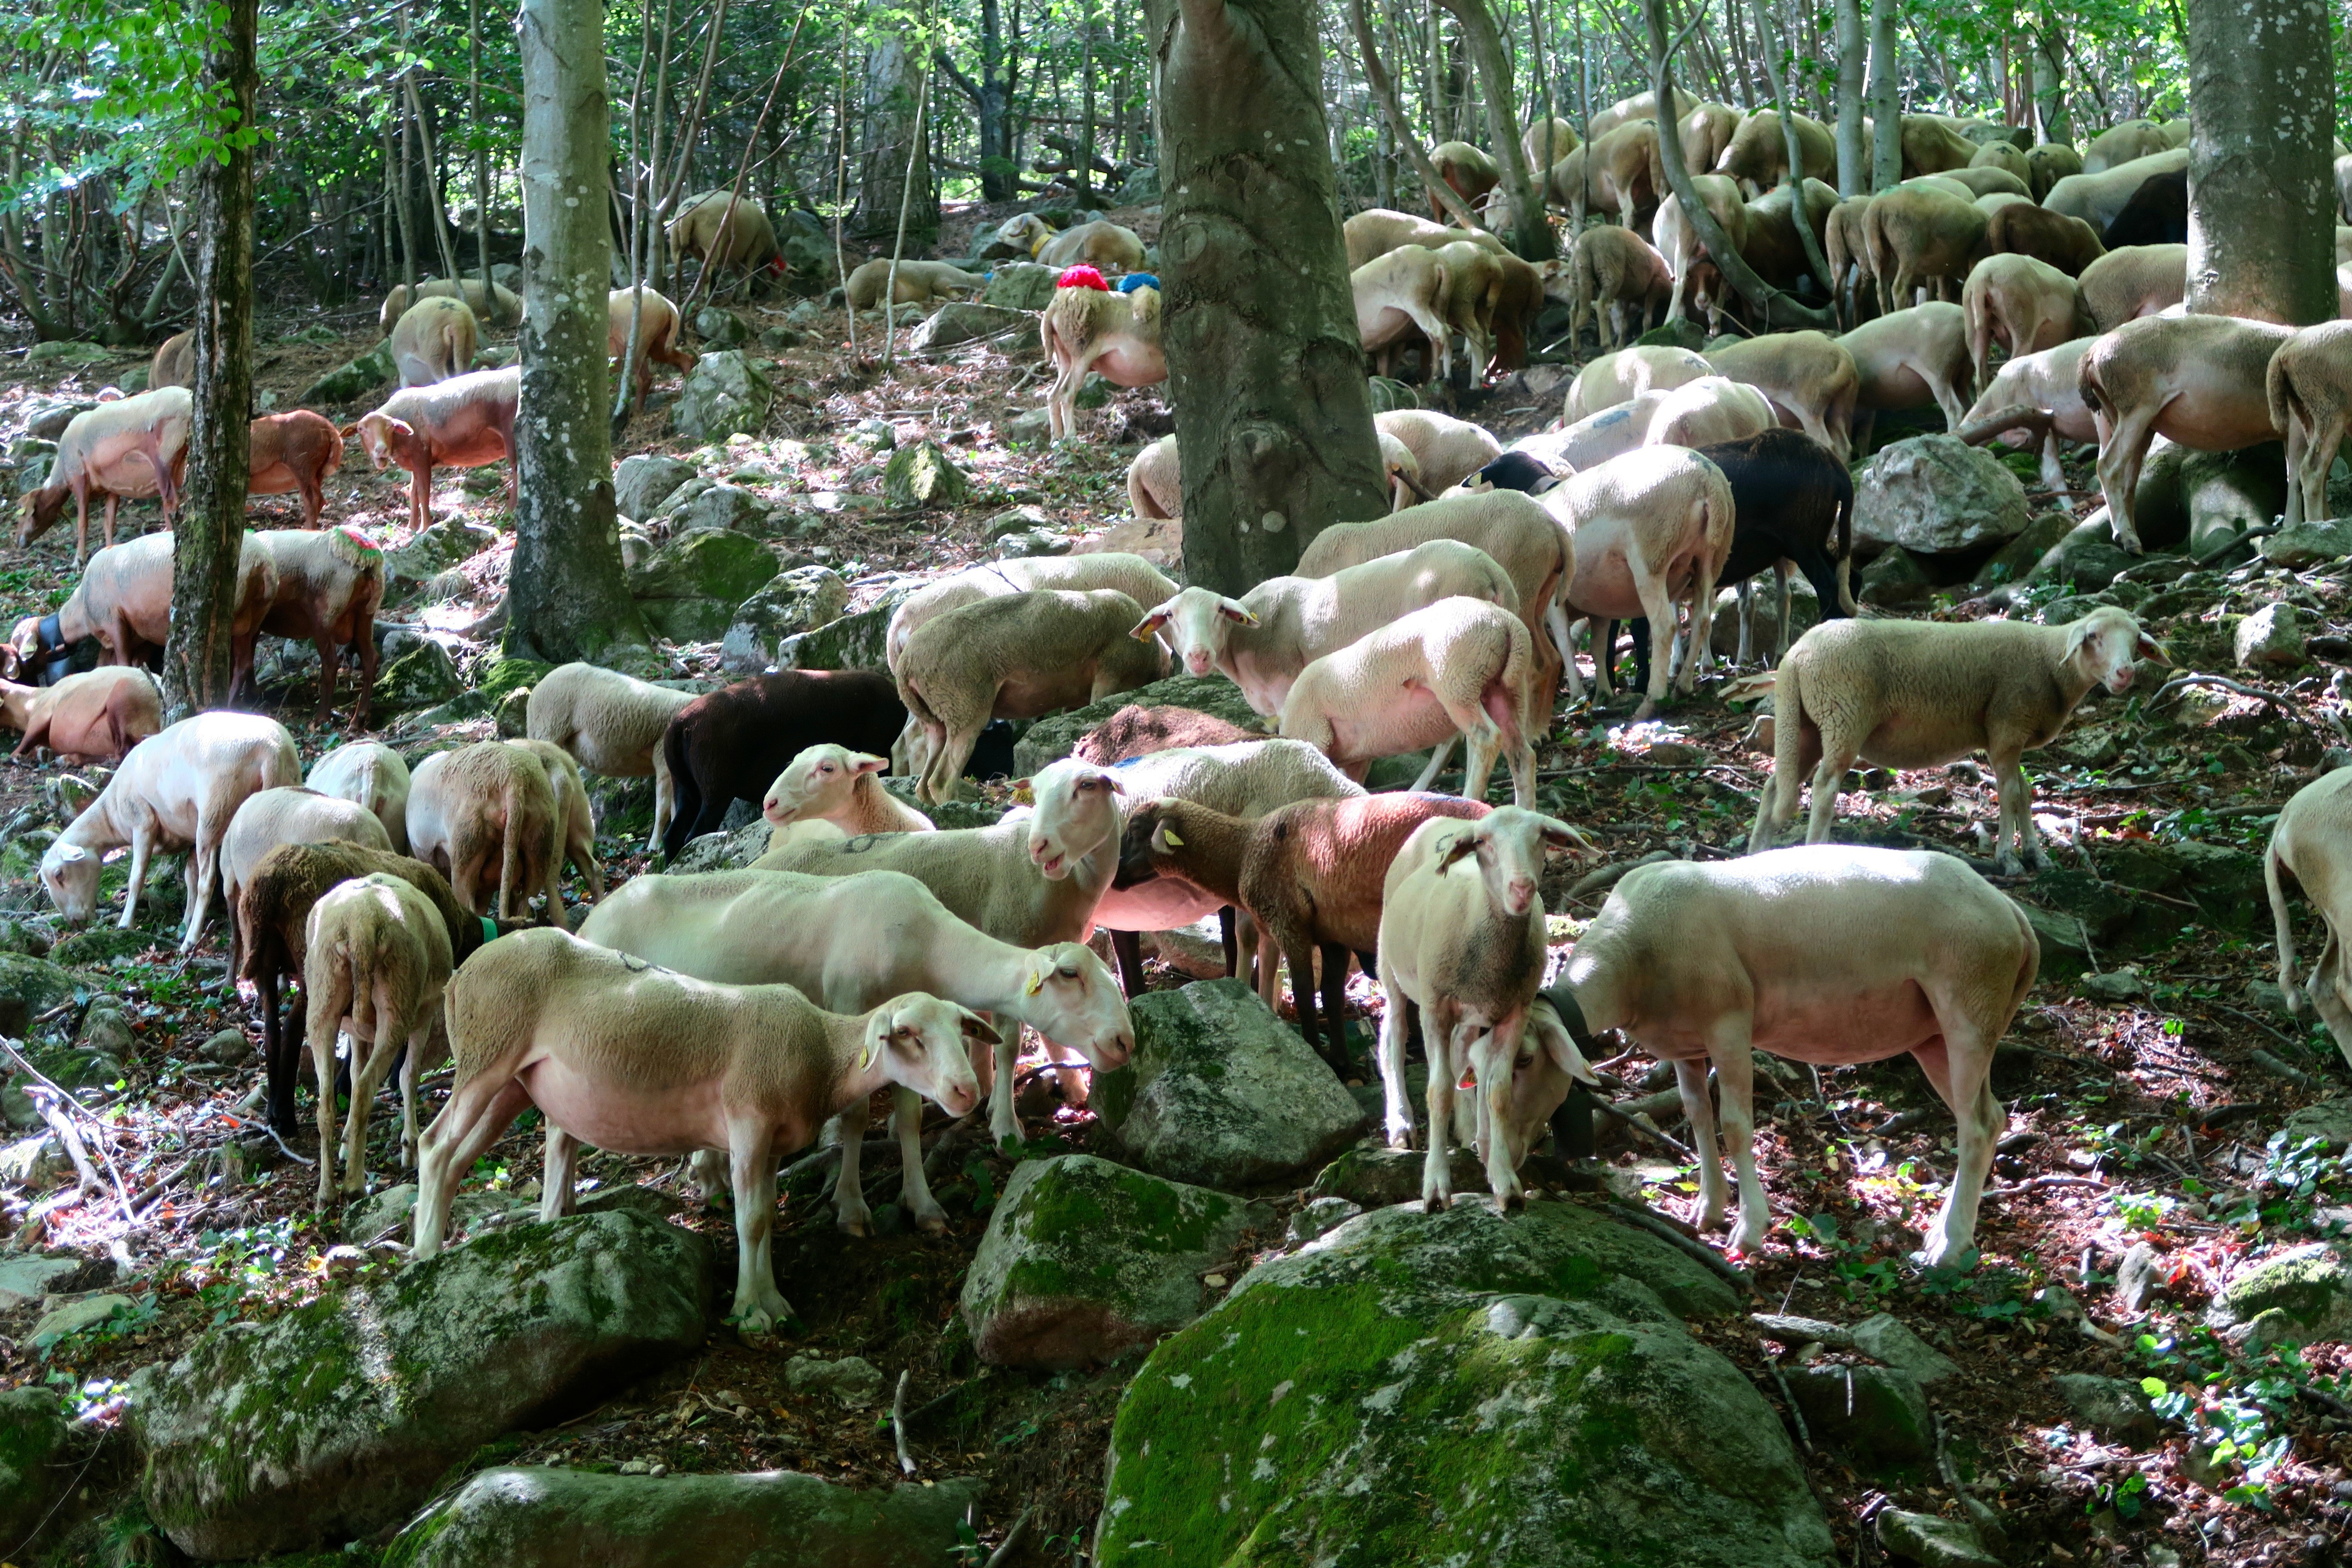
[1433,805,1588,918]
[38,839,100,922]
[1480,996,1601,1175]
[1133,588,1256,677]
[1017,941,1133,1070]
[763,744,887,827]
[2062,606,2163,695]
[1026,760,1125,881]
[354,413,410,471]
[14,485,66,548]
[859,993,989,1118]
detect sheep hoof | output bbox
[836,1210,872,1239]
[910,1203,950,1236]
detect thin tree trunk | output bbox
[1867,0,1902,191]
[2185,0,2336,325]
[165,0,257,720]
[406,75,466,282]
[1162,0,1388,593]
[388,116,419,290]
[1832,0,1866,196]
[469,0,496,303]
[2032,9,2070,145]
[509,0,654,668]
[1753,3,1834,290]
[883,18,934,370]
[1079,0,1098,205]
[1347,0,1485,228]
[1431,0,1552,258]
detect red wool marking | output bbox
[1056,265,1111,292]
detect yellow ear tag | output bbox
[1162,828,1184,847]
[1026,968,1045,996]
[859,1032,881,1069]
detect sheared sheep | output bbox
[245,526,384,726]
[406,741,567,928]
[2077,243,2187,333]
[513,738,604,903]
[2265,768,2352,1069]
[1840,302,1975,445]
[0,666,160,763]
[307,741,412,854]
[219,786,395,939]
[526,662,698,854]
[354,365,520,533]
[1703,331,1861,462]
[1959,335,2100,490]
[2268,319,2352,528]
[388,295,477,387]
[304,873,454,1205]
[1961,254,2088,399]
[15,387,191,564]
[606,287,699,407]
[844,259,988,310]
[1562,345,1714,420]
[1041,271,1164,440]
[377,277,523,334]
[659,670,906,858]
[763,745,934,838]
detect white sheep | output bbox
[762,746,935,839]
[1377,805,1583,1207]
[2264,768,2352,1069]
[40,712,301,951]
[219,786,395,930]
[405,742,566,928]
[524,662,698,854]
[304,872,454,1206]
[513,738,603,903]
[1134,539,1518,717]
[1129,433,1425,518]
[413,926,987,1331]
[1374,409,1504,493]
[1563,845,2037,1264]
[1278,597,1540,807]
[1749,606,2162,873]
[306,742,412,855]
[577,866,1130,1236]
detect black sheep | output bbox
[2102,168,2187,249]
[659,670,907,858]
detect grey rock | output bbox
[993,528,1068,559]
[670,482,773,537]
[2205,1243,2352,1350]
[1306,1142,1484,1209]
[0,1384,71,1550]
[1112,164,1161,205]
[647,474,716,522]
[2260,518,2352,569]
[628,530,781,643]
[775,210,840,291]
[985,504,1054,540]
[2234,602,2306,669]
[693,307,749,348]
[1781,1363,1933,1463]
[2181,443,2288,556]
[1285,1194,1363,1245]
[1858,546,1937,608]
[25,340,112,367]
[2029,520,2137,593]
[777,588,914,674]
[613,454,700,520]
[75,1003,133,1057]
[374,639,464,716]
[720,566,852,673]
[1875,1508,2005,1568]
[2078,968,2147,1002]
[1011,673,1265,774]
[1711,576,1819,657]
[2279,1096,2352,1151]
[30,1292,133,1347]
[983,263,1059,310]
[199,1028,249,1066]
[961,1155,1266,1369]
[0,1251,80,1307]
[49,926,156,966]
[668,820,772,873]
[2248,979,2297,1017]
[906,302,1028,352]
[380,1466,982,1568]
[1854,438,2029,554]
[2115,1240,2162,1312]
[782,1353,884,1407]
[0,1132,62,1187]
[758,324,802,351]
[672,349,774,441]
[343,1182,419,1244]
[1850,1313,1959,1384]
[1003,407,1054,445]
[298,342,397,405]
[127,1209,710,1559]
[383,521,499,586]
[882,440,970,508]
[1970,510,2078,591]
[0,953,86,1038]
[25,404,91,441]
[1092,979,1366,1189]
[2053,1372,2161,1447]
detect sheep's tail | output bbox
[346,933,383,1045]
[1832,469,1858,615]
[2266,353,2302,451]
[660,716,698,860]
[2266,832,2301,1005]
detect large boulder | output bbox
[2234,602,2306,669]
[1092,1199,1832,1568]
[668,482,773,537]
[0,1384,71,1550]
[671,350,774,441]
[1012,674,1266,775]
[693,306,749,348]
[614,453,699,520]
[2028,520,2136,593]
[775,209,839,292]
[0,954,83,1038]
[906,302,1029,352]
[2261,517,2352,569]
[373,638,465,717]
[298,342,396,405]
[777,587,915,674]
[961,1154,1268,1369]
[881,440,971,508]
[1969,509,2076,592]
[380,1467,981,1568]
[1853,434,2030,555]
[720,566,853,673]
[627,530,780,643]
[1092,980,1365,1189]
[983,263,1059,310]
[126,1209,710,1559]
[2206,1243,2352,1350]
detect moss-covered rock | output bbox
[614,453,699,520]
[1781,1364,1932,1465]
[1092,1199,1820,1567]
[960,1154,1269,1369]
[384,521,497,586]
[126,1209,710,1559]
[1093,980,1364,1190]
[1011,674,1267,775]
[374,640,465,717]
[2207,1243,2352,1350]
[0,1384,70,1551]
[881,440,970,508]
[777,587,916,674]
[298,342,397,406]
[671,350,774,442]
[720,566,851,674]
[0,953,85,1038]
[628,530,781,643]
[983,263,1058,309]
[47,925,157,967]
[381,1466,982,1568]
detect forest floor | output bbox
[0,263,2350,1567]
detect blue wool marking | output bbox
[1119,273,1159,293]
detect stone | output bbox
[1875,1508,2005,1568]
[34,1044,121,1092]
[693,306,749,347]
[1710,576,1819,657]
[669,482,772,536]
[199,1028,249,1066]
[986,504,1054,540]
[1306,1142,1485,1209]
[2205,1243,2352,1350]
[1003,407,1054,445]
[1012,674,1265,774]
[1093,980,1365,1188]
[1366,376,1420,413]
[782,1353,885,1407]
[1971,510,2078,591]
[0,1384,70,1550]
[628,530,780,643]
[343,1182,420,1244]
[127,1209,710,1559]
[777,587,913,674]
[2053,1372,2161,1447]
[1286,1195,1363,1245]
[1850,1313,1959,1384]
[882,440,970,508]
[31,1292,134,1348]
[494,686,530,738]
[1635,317,1710,352]
[758,324,802,351]
[2029,519,2136,593]
[0,919,48,958]
[993,529,1067,559]
[383,521,496,586]
[2181,444,2288,555]
[2234,602,2306,669]
[614,454,699,520]
[49,926,154,966]
[379,1466,982,1568]
[720,566,852,673]
[983,262,1059,310]
[775,209,840,291]
[298,342,397,405]
[1781,1363,1932,1463]
[668,819,772,873]
[374,639,464,716]
[2079,968,2148,1002]
[26,339,111,366]
[906,301,1028,352]
[2115,1240,2162,1311]
[25,404,90,441]
[2279,1097,2352,1151]
[0,1251,81,1307]
[1092,1200,1825,1568]
[1858,545,1937,608]
[961,1155,1268,1369]
[1112,164,1161,205]
[1855,435,2030,554]
[2260,518,2352,569]
[0,953,83,1038]
[671,349,774,442]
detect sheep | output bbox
[1126,434,1418,521]
[1427,140,1501,220]
[388,295,478,387]
[1589,86,1695,140]
[304,873,454,1205]
[2107,168,2186,248]
[219,786,395,936]
[236,841,495,1140]
[2269,320,2352,529]
[1652,174,1747,332]
[660,670,905,858]
[1561,223,1673,351]
[2081,119,2177,175]
[246,526,384,726]
[1120,791,1489,1066]
[2043,148,2189,233]
[15,387,191,564]
[40,711,300,951]
[242,410,346,530]
[1960,335,2101,490]
[525,662,698,854]
[513,738,604,903]
[1277,597,1538,806]
[405,741,567,928]
[1376,806,1581,1207]
[1528,374,1776,474]
[606,287,699,407]
[1986,202,2106,276]
[377,277,524,334]
[2079,313,2293,551]
[1748,606,2163,873]
[0,666,160,763]
[896,589,1167,805]
[756,756,1131,1148]
[45,532,278,695]
[2265,768,2352,1068]
[1562,345,1713,420]
[1353,246,1458,382]
[844,259,988,310]
[1969,139,2032,184]
[1545,445,1736,717]
[1522,117,1582,172]
[1035,220,1148,273]
[149,329,194,390]
[1041,272,1164,440]
[354,365,520,533]
[413,926,985,1329]
[1715,107,1834,198]
[666,191,784,276]
[578,867,1128,1235]
[2077,243,2188,333]
[1962,253,2089,398]
[762,745,934,839]
[1341,208,1509,270]
[1676,102,1743,175]
[1839,303,1975,447]
[1823,196,1878,329]
[1368,410,1501,496]
[1703,331,1861,463]
[2026,141,2084,200]
[1074,704,1263,764]
[1430,239,1505,375]
[1862,184,1988,313]
[1484,250,1549,374]
[307,741,411,854]
[1739,178,1844,302]
[1561,844,2037,1264]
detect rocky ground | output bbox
[0,221,2349,1566]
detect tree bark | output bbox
[1832,0,1867,196]
[1753,2,1834,291]
[1346,0,1484,228]
[1161,0,1388,594]
[1430,0,1552,259]
[1866,0,1901,191]
[2032,12,2070,146]
[165,0,257,720]
[509,0,655,668]
[2185,0,2336,325]
[855,32,936,248]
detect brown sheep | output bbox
[1704,331,1862,462]
[1863,184,1988,314]
[1714,108,1834,198]
[1567,224,1672,351]
[405,741,567,928]
[1559,120,1666,227]
[1652,173,1747,331]
[1075,704,1263,764]
[1428,141,1501,221]
[667,190,784,276]
[2025,142,2084,201]
[1985,202,2106,276]
[246,411,345,529]
[606,287,699,406]
[150,330,194,390]
[1899,115,1980,178]
[1961,253,2090,398]
[1823,196,1878,329]
[2266,320,2352,526]
[0,667,161,763]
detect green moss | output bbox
[473,655,553,703]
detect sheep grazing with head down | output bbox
[307,742,411,855]
[303,872,455,1207]
[1749,606,2164,873]
[526,662,699,854]
[1041,268,1164,440]
[405,741,566,928]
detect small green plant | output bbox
[2089,1471,2149,1519]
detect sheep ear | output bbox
[1095,770,1128,795]
[851,752,888,775]
[1025,964,1047,996]
[958,1007,1004,1046]
[858,1016,888,1070]
[1217,598,1259,627]
[2135,632,2169,664]
[1539,817,1593,851]
[2062,616,2100,659]
[1151,819,1185,853]
[1132,609,1172,642]
[1436,830,1483,871]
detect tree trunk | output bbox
[1832,0,1867,196]
[978,0,1017,199]
[1867,0,1902,191]
[1161,0,1388,594]
[2032,12,2070,146]
[1431,0,1552,259]
[2185,0,2336,325]
[469,0,496,303]
[508,0,655,668]
[855,34,936,248]
[165,0,258,720]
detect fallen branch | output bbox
[1599,1194,1752,1294]
[2193,523,2279,566]
[1952,404,2054,447]
[2150,673,2289,713]
[2247,1047,2319,1089]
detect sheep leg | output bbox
[1734,582,1754,666]
[1773,562,1793,665]
[728,1126,795,1332]
[1988,746,2041,874]
[401,1016,447,1172]
[2269,846,2306,1015]
[1708,1025,1770,1255]
[1376,983,1417,1150]
[314,1031,343,1211]
[2304,420,2344,531]
[412,1077,531,1257]
[2306,932,2352,1069]
[1547,604,1585,701]
[829,1105,876,1236]
[1421,1018,1467,1211]
[2038,427,2067,492]
[1672,1056,1729,1234]
[1908,1036,2002,1269]
[987,1026,1023,1148]
[1632,572,1679,721]
[888,1085,951,1234]
[1677,557,1721,698]
[1109,929,1147,998]
[117,824,154,931]
[1409,738,1456,793]
[1471,1015,1528,1208]
[1219,906,1238,980]
[1800,730,1859,846]
[2092,395,2169,554]
[539,1122,581,1221]
[1318,943,1352,1075]
[649,753,677,855]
